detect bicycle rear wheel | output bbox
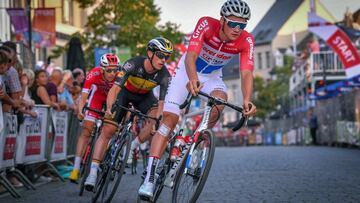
[103,133,131,203]
[172,130,215,203]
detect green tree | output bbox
[54,0,184,68]
[253,57,293,119]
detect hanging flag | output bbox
[6,8,28,42]
[32,8,56,48]
[308,12,360,79]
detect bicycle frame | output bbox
[164,104,214,188]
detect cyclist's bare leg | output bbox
[137,107,157,143]
[140,112,179,193]
[92,123,118,162]
[209,90,227,128]
[85,122,117,187]
[69,120,95,181]
[150,112,179,157]
[75,120,95,158]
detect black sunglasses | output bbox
[155,51,171,60]
[104,68,118,73]
[224,16,247,30]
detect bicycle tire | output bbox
[104,133,131,203]
[172,130,215,203]
[79,138,96,196]
[91,149,112,203]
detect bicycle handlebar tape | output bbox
[232,116,246,132]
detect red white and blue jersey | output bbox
[179,16,254,74]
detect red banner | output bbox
[327,29,360,69]
[54,136,64,153]
[32,8,56,48]
[3,137,16,160]
[25,136,41,155]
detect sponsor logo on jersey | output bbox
[86,69,100,80]
[246,37,254,60]
[192,19,209,39]
[123,62,133,71]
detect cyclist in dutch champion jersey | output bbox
[139,0,257,198]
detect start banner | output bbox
[308,12,360,79]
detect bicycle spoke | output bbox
[173,130,215,203]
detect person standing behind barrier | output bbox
[30,69,60,110]
[308,107,318,145]
[58,70,78,113]
[68,53,121,183]
[0,51,21,108]
[0,44,24,113]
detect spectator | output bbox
[47,68,62,103]
[58,70,77,113]
[30,69,60,110]
[308,107,318,145]
[0,45,23,112]
[72,68,85,87]
[19,69,37,118]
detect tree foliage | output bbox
[60,0,184,68]
[253,57,293,119]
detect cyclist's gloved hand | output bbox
[77,112,84,121]
[243,101,257,117]
[104,109,115,120]
[186,80,202,96]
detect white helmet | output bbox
[100,53,121,67]
[221,0,251,21]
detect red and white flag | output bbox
[308,12,360,79]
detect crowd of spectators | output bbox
[0,41,85,191]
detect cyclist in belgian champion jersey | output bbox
[139,0,257,198]
[84,37,174,189]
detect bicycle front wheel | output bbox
[172,130,215,203]
[103,133,131,203]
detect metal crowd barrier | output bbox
[0,104,82,198]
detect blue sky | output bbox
[154,0,359,33]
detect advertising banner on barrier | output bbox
[336,121,360,146]
[51,111,69,160]
[0,101,3,132]
[16,107,48,164]
[0,113,18,168]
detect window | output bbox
[257,53,262,70]
[265,51,271,69]
[62,0,73,24]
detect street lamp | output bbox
[106,24,121,54]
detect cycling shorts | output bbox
[110,88,158,124]
[164,63,227,116]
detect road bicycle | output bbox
[78,106,105,196]
[138,90,247,203]
[91,104,159,203]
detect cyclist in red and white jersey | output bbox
[139,0,257,198]
[69,53,121,183]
